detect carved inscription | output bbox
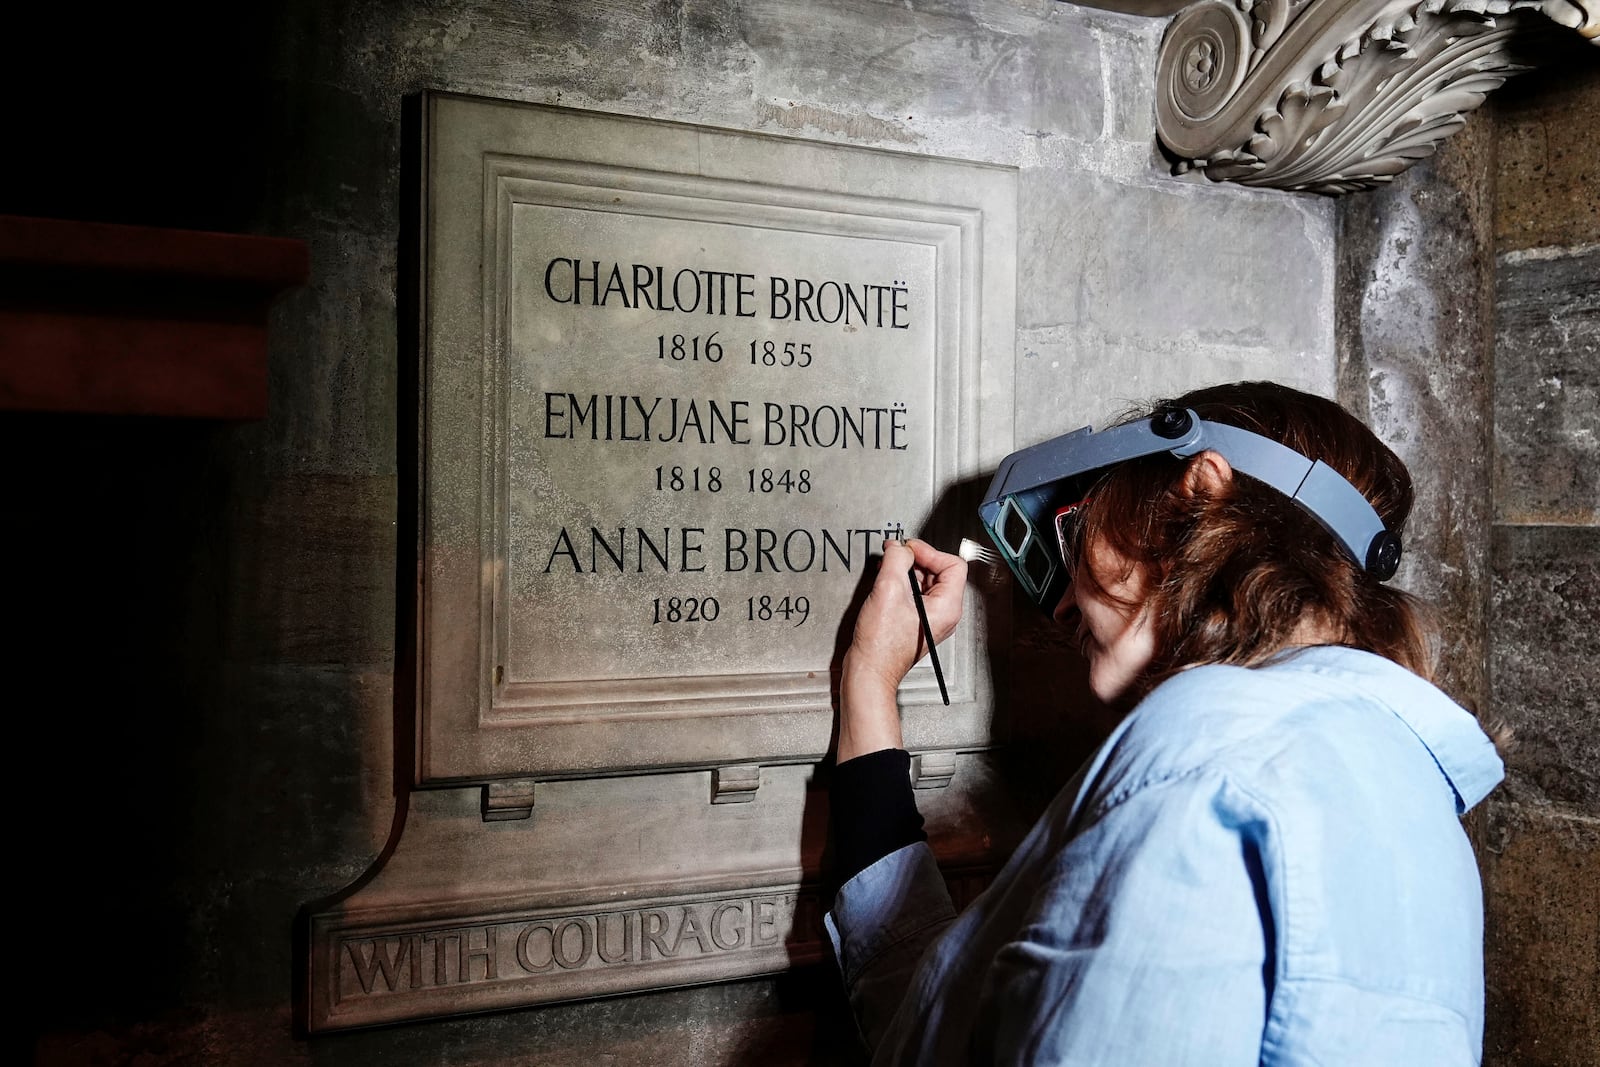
[336,891,824,1002]
[503,201,938,690]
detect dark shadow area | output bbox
[303,968,868,1066]
[7,12,388,1061]
[1,8,282,234]
[1501,20,1600,92]
[290,90,427,1040]
[5,411,231,1033]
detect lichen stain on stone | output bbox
[1197,325,1268,347]
[406,17,475,54]
[753,99,919,145]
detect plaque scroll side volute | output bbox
[1155,0,1599,194]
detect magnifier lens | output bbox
[999,500,1031,555]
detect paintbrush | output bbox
[905,538,1007,707]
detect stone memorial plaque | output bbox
[303,94,1015,1032]
[420,93,1015,782]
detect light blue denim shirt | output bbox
[827,647,1504,1065]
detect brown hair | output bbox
[1074,381,1435,691]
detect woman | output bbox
[827,382,1503,1065]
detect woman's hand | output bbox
[837,538,967,762]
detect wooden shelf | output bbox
[0,215,309,419]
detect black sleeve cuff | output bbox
[832,747,927,885]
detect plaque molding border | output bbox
[483,161,975,720]
[418,93,1018,784]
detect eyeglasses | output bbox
[1053,498,1092,579]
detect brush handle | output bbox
[908,571,950,706]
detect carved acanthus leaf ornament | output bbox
[1156,0,1598,193]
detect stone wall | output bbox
[1482,51,1600,1067]
[8,2,1334,1064]
[1335,42,1599,1066]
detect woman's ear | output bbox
[1181,450,1233,498]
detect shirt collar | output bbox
[1272,646,1504,814]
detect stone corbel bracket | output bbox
[911,752,960,790]
[711,764,763,804]
[482,778,537,821]
[1156,0,1598,194]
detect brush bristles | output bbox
[958,538,1008,587]
[958,537,998,564]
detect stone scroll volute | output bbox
[1156,0,1599,194]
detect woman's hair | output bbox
[1075,380,1435,689]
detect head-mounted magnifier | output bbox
[979,407,1403,610]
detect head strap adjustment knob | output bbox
[1151,407,1193,440]
[1366,530,1402,581]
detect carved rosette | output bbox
[1157,0,1599,194]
